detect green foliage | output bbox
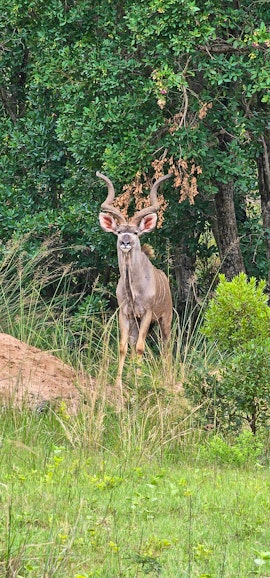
[184,339,270,435]
[200,431,264,466]
[71,292,109,328]
[186,274,270,434]
[221,338,270,433]
[202,273,270,353]
[239,208,270,279]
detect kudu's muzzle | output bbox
[119,233,133,253]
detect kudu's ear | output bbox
[99,212,118,233]
[138,213,157,235]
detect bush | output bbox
[221,338,270,434]
[184,274,270,434]
[202,273,270,353]
[200,431,264,466]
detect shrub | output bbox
[202,273,270,353]
[200,430,264,466]
[184,274,270,434]
[221,338,270,434]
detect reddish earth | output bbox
[0,333,91,412]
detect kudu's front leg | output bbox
[117,309,129,388]
[136,310,152,356]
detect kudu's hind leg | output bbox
[159,313,172,345]
[128,319,142,376]
[159,313,172,361]
[159,314,173,384]
[128,319,139,349]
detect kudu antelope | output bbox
[97,171,173,384]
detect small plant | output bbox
[131,537,171,576]
[131,553,163,576]
[253,550,270,574]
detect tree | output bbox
[0,0,269,311]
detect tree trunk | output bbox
[0,40,29,121]
[213,180,246,279]
[173,241,197,317]
[258,129,270,289]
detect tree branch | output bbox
[199,40,268,55]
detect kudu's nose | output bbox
[120,233,132,253]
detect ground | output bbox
[0,333,88,412]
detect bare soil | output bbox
[0,333,89,412]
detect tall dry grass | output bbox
[0,235,217,457]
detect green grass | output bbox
[1,410,270,578]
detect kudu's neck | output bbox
[117,244,145,277]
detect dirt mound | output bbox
[0,333,88,412]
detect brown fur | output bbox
[141,244,155,259]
